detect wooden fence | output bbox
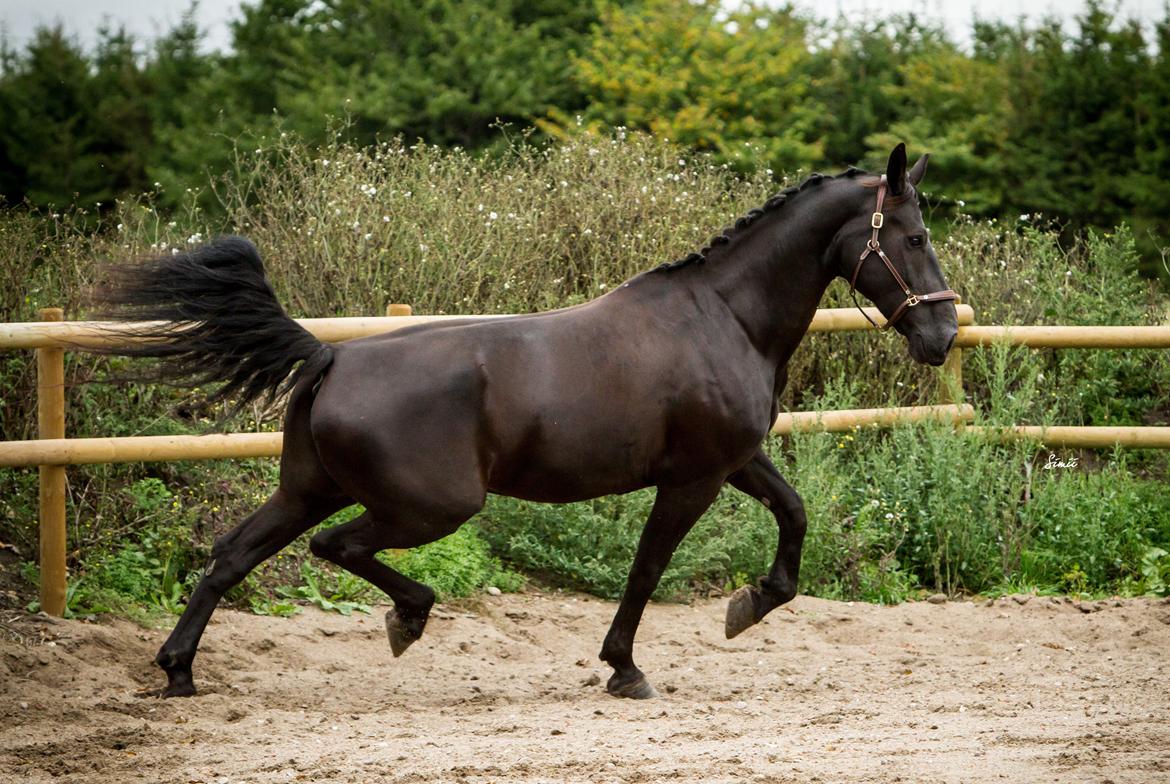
[3,300,1170,615]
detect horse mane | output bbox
[652,166,868,273]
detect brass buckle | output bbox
[871,212,884,229]
[906,294,920,307]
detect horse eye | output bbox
[908,235,924,248]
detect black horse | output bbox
[98,144,956,699]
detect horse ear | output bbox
[886,143,907,195]
[908,154,930,187]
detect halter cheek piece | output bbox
[849,175,957,329]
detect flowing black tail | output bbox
[95,236,332,412]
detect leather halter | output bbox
[849,175,957,329]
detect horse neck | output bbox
[697,182,856,368]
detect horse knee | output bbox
[782,501,807,533]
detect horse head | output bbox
[833,143,958,365]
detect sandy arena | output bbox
[2,591,1169,783]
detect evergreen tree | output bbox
[1128,14,1170,274]
[0,27,105,206]
[812,16,948,169]
[862,26,1010,213]
[89,26,153,201]
[144,10,237,202]
[1001,3,1150,232]
[226,0,596,148]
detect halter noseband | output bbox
[849,175,957,329]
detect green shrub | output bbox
[1017,455,1170,592]
[2,129,1168,613]
[383,524,524,599]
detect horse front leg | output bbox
[599,478,723,699]
[723,448,808,639]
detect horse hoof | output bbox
[157,669,197,698]
[725,585,761,639]
[385,610,420,657]
[606,673,659,700]
[161,681,197,698]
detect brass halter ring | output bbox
[849,175,957,330]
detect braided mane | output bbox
[652,167,867,273]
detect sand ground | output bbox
[2,590,1169,783]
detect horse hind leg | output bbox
[154,381,347,697]
[308,502,480,657]
[154,488,345,696]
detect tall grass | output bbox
[1,127,1168,613]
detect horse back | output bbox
[310,290,775,504]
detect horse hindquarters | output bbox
[306,346,490,650]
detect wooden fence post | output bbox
[940,348,963,404]
[36,307,67,616]
[939,296,965,405]
[386,303,413,317]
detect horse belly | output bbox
[485,406,662,502]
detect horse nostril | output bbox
[945,332,956,354]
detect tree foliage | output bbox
[564,0,822,172]
[1,0,1168,272]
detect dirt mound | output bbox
[3,591,1169,783]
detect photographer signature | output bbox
[1043,452,1079,470]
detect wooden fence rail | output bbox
[0,304,975,349]
[3,299,1170,616]
[0,405,978,468]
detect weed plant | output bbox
[1,128,1168,616]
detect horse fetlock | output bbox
[154,647,191,670]
[155,649,197,698]
[598,638,631,670]
[760,575,797,607]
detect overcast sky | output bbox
[0,0,1165,53]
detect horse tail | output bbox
[94,235,332,413]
